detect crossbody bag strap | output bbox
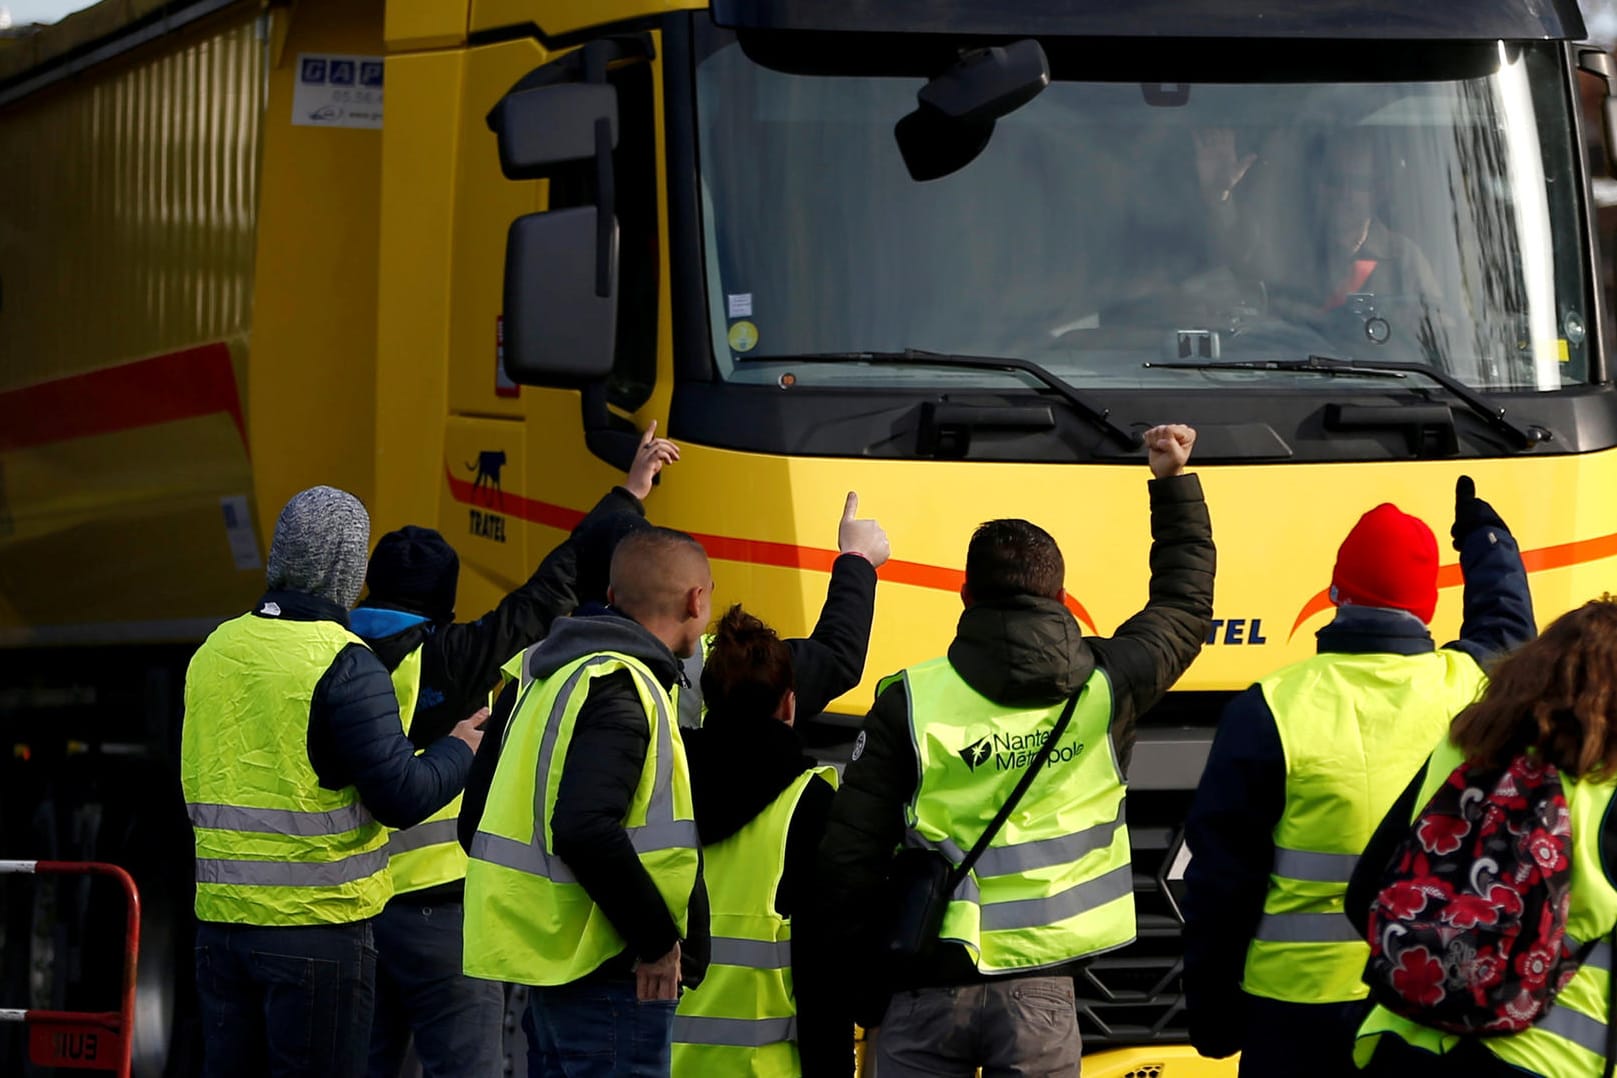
[946,689,1084,891]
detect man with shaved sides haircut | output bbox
[464,526,712,1076]
[609,528,714,642]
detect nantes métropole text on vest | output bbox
[965,729,1086,772]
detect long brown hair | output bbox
[1450,597,1617,779]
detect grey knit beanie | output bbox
[265,486,370,608]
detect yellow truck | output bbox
[4,0,1617,1073]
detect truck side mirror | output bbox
[490,82,620,388]
[490,83,617,179]
[504,208,619,385]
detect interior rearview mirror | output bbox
[920,40,1051,124]
[895,40,1050,182]
[490,83,618,179]
[503,207,619,386]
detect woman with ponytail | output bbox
[672,605,853,1077]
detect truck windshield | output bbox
[694,37,1590,394]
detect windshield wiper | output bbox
[742,349,1140,449]
[1145,355,1550,450]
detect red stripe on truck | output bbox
[445,465,1098,633]
[0,343,246,453]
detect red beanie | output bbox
[1331,503,1439,623]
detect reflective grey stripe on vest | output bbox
[471,655,695,885]
[195,848,389,887]
[187,801,374,837]
[387,818,459,856]
[1273,847,1359,884]
[1254,912,1361,944]
[903,832,1130,929]
[710,936,791,970]
[1567,934,1613,974]
[971,814,1126,878]
[673,1015,797,1048]
[472,819,696,885]
[979,863,1134,933]
[1535,1001,1609,1057]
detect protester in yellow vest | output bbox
[464,526,713,1076]
[1182,479,1534,1078]
[673,605,860,1077]
[458,489,887,855]
[354,425,679,1078]
[1344,597,1617,1076]
[819,424,1214,1077]
[181,486,483,1078]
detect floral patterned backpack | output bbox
[1364,752,1590,1034]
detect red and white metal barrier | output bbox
[0,860,140,1076]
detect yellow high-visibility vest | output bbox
[900,658,1133,973]
[464,649,698,985]
[182,612,390,925]
[673,766,838,1077]
[1243,649,1484,1002]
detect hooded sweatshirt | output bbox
[499,614,711,984]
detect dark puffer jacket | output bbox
[816,474,1215,1021]
[258,590,474,830]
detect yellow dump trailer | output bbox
[5,0,1617,1074]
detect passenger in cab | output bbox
[818,424,1214,1077]
[1194,126,1443,319]
[1347,597,1617,1077]
[672,606,852,1077]
[1182,478,1534,1077]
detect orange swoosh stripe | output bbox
[445,466,1098,633]
[1288,531,1617,640]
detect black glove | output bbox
[1451,475,1506,552]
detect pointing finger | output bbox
[843,491,859,522]
[640,420,657,448]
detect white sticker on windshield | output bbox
[727,293,753,318]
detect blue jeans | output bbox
[526,977,677,1078]
[195,919,376,1078]
[366,900,503,1078]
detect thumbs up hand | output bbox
[837,492,891,569]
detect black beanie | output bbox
[366,525,460,623]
